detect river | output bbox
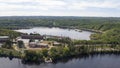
[0,54,120,68]
[15,27,93,40]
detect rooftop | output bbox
[21,35,43,39]
[0,36,9,38]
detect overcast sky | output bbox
[0,0,120,17]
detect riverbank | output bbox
[1,44,120,64]
[17,26,103,33]
[1,54,120,68]
[0,27,119,64]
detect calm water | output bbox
[15,27,93,40]
[0,54,120,68]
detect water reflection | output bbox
[0,54,120,68]
[21,53,120,65]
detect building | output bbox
[0,36,9,47]
[17,37,29,44]
[36,43,48,48]
[29,42,36,48]
[16,34,49,49]
[44,35,69,40]
[29,42,48,48]
[21,35,44,40]
[0,36,9,43]
[17,35,44,45]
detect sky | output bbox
[0,0,120,17]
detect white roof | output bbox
[0,36,9,38]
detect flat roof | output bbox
[0,36,9,38]
[21,35,43,39]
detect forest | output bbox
[0,16,119,43]
[0,16,120,62]
[0,16,120,31]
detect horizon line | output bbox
[0,15,120,18]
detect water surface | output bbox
[0,54,120,68]
[15,27,93,40]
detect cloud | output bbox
[0,0,119,16]
[0,0,67,11]
[68,0,120,10]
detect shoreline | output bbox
[1,49,120,64]
[0,44,120,64]
[7,26,102,33]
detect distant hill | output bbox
[0,16,120,31]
